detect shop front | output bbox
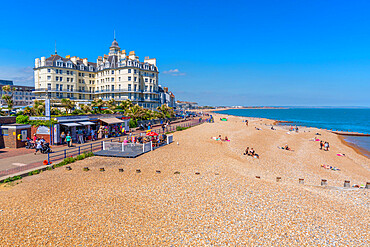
[54,116,96,144]
[98,117,125,138]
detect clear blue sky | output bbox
[0,0,369,107]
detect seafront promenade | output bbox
[0,117,200,180]
[0,114,368,245]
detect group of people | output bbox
[243,147,259,158]
[27,134,52,155]
[123,134,167,147]
[60,132,73,147]
[279,144,294,151]
[211,135,229,141]
[320,141,330,151]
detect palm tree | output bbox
[157,104,175,118]
[125,104,145,121]
[32,100,45,116]
[81,104,92,114]
[23,106,34,116]
[120,100,133,112]
[106,99,117,112]
[2,85,14,115]
[61,98,75,114]
[91,98,105,113]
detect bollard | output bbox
[174,171,180,174]
[136,169,141,173]
[344,180,350,188]
[366,182,370,189]
[156,170,161,174]
[255,176,260,179]
[321,179,328,186]
[299,178,304,184]
[83,167,89,171]
[276,177,281,182]
[66,166,72,171]
[100,168,105,172]
[215,173,220,175]
[195,172,200,175]
[119,168,124,172]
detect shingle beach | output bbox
[0,114,369,246]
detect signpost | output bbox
[30,116,50,121]
[45,99,51,117]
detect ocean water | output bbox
[216,108,370,153]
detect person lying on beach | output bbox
[271,126,275,130]
[211,135,222,141]
[255,127,261,130]
[336,153,346,157]
[224,136,230,141]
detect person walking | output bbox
[34,139,42,155]
[325,142,329,151]
[91,129,95,141]
[66,133,72,147]
[60,132,66,145]
[320,141,323,150]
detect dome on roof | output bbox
[110,39,120,48]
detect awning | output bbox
[61,123,81,127]
[78,121,95,125]
[100,118,124,124]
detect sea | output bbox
[216,108,370,156]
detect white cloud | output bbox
[0,66,34,86]
[162,68,186,76]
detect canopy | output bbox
[100,118,124,125]
[61,122,81,127]
[78,121,95,125]
[146,132,158,136]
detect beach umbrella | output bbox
[146,132,158,136]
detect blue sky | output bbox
[0,0,370,106]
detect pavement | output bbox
[0,118,202,179]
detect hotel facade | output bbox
[34,39,163,109]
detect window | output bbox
[145,78,148,82]
[150,86,152,92]
[2,128,9,136]
[47,69,51,73]
[128,76,131,81]
[134,77,137,82]
[89,74,91,78]
[82,73,84,77]
[111,85,114,91]
[128,84,131,91]
[150,79,152,83]
[67,78,70,82]
[79,73,81,76]
[71,86,73,91]
[128,69,131,73]
[60,77,62,82]
[56,76,59,81]
[79,79,81,83]
[60,85,63,91]
[134,84,137,91]
[145,86,148,91]
[47,84,51,90]
[118,77,121,81]
[67,71,70,75]
[67,85,70,91]
[59,70,63,74]
[111,70,114,74]
[80,65,84,70]
[56,84,59,90]
[134,69,136,74]
[56,69,59,74]
[67,93,70,98]
[47,76,51,81]
[71,71,74,75]
[111,77,114,82]
[71,78,73,82]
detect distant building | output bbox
[34,38,163,109]
[0,80,35,107]
[0,80,13,86]
[159,86,175,108]
[176,101,198,110]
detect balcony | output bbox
[33,88,93,94]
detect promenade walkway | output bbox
[0,118,202,179]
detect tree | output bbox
[2,85,14,115]
[81,104,92,114]
[125,104,145,121]
[157,104,175,118]
[32,100,45,116]
[120,100,133,113]
[61,98,75,114]
[106,99,117,112]
[23,106,34,116]
[91,98,105,113]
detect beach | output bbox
[0,113,369,246]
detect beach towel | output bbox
[321,164,340,171]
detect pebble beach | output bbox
[0,114,369,246]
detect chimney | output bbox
[83,58,88,66]
[41,57,46,67]
[71,56,77,64]
[35,58,40,68]
[164,87,168,93]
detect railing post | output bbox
[90,143,92,152]
[78,147,81,155]
[47,152,50,164]
[64,149,66,159]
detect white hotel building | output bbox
[34,39,161,108]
